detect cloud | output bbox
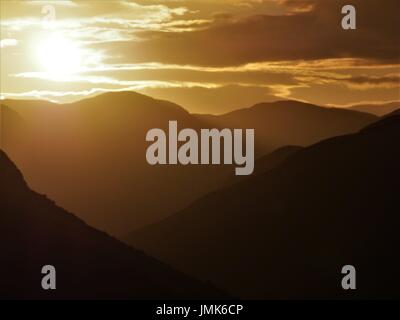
[99,0,399,66]
[278,0,316,13]
[0,38,18,48]
[27,1,79,7]
[4,0,398,66]
[344,74,400,90]
[294,72,400,91]
[1,0,399,110]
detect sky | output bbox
[1,0,399,114]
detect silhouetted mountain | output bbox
[253,145,303,175]
[221,145,303,187]
[348,101,400,116]
[383,108,400,118]
[1,92,228,234]
[127,115,400,299]
[1,94,377,235]
[197,100,377,154]
[0,104,25,150]
[0,150,225,299]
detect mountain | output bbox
[0,104,26,150]
[383,108,400,118]
[1,94,377,235]
[252,145,303,175]
[126,115,400,299]
[196,100,377,154]
[1,92,229,234]
[221,145,303,187]
[348,101,400,116]
[0,150,225,299]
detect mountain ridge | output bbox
[1,92,379,234]
[347,101,400,116]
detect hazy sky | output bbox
[1,0,399,113]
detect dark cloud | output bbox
[297,73,400,88]
[97,0,399,66]
[346,75,400,86]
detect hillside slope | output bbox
[0,150,225,299]
[127,115,400,299]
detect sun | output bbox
[36,35,83,76]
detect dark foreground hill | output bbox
[0,150,225,299]
[384,108,400,118]
[127,115,400,299]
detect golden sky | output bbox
[1,0,399,113]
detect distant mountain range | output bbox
[126,114,400,299]
[1,92,220,234]
[196,100,377,153]
[347,101,400,116]
[0,150,225,299]
[0,92,379,235]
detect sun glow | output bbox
[36,36,83,76]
